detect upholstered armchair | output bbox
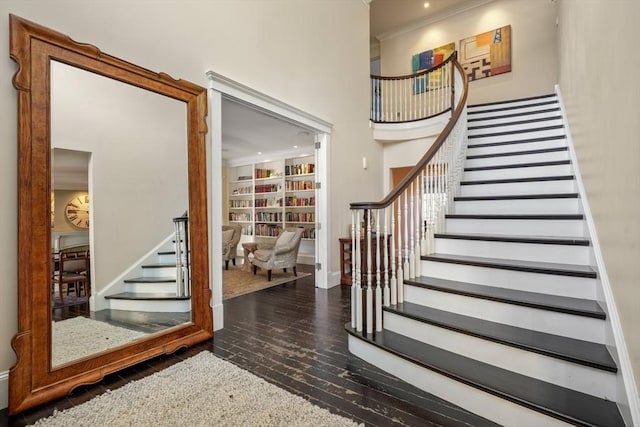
[222,224,242,270]
[251,227,304,281]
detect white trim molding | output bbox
[206,71,334,299]
[555,84,640,426]
[0,369,8,410]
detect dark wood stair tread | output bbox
[385,302,615,372]
[105,292,189,300]
[433,232,589,246]
[422,253,597,278]
[123,277,176,283]
[446,213,583,220]
[464,160,570,172]
[142,263,178,268]
[405,275,605,319]
[468,116,562,130]
[468,94,556,108]
[468,125,563,139]
[345,326,625,427]
[467,134,565,148]
[467,108,560,122]
[467,146,567,159]
[454,193,579,201]
[460,175,574,185]
[466,99,559,115]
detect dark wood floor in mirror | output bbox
[2,264,491,427]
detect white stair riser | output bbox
[348,336,571,427]
[460,180,575,197]
[142,266,177,278]
[468,119,564,136]
[124,282,177,294]
[157,253,177,263]
[463,164,572,181]
[467,110,561,126]
[403,285,605,343]
[384,313,616,399]
[420,259,596,299]
[445,217,585,237]
[466,150,570,167]
[108,298,190,313]
[434,238,590,265]
[453,198,581,214]
[467,139,566,156]
[468,127,564,144]
[468,100,558,114]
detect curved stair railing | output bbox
[371,52,458,123]
[351,53,468,334]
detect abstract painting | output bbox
[411,42,455,94]
[459,25,511,81]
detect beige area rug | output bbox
[52,316,148,367]
[223,266,311,300]
[31,351,361,427]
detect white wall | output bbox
[0,0,375,394]
[557,0,640,404]
[379,0,558,104]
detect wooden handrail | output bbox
[352,55,468,210]
[370,52,456,81]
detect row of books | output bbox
[255,197,282,207]
[229,200,252,208]
[255,212,283,222]
[285,212,315,223]
[231,185,252,195]
[228,212,251,221]
[285,163,314,176]
[255,184,281,194]
[285,180,314,191]
[255,168,280,179]
[285,196,315,207]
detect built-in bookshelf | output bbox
[227,155,316,244]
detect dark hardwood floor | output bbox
[2,264,493,426]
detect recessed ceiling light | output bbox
[257,151,262,155]
[424,2,430,8]
[293,145,298,149]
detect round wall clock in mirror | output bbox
[8,14,212,415]
[64,194,89,229]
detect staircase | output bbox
[347,94,628,426]
[104,248,190,312]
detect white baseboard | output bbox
[213,302,224,331]
[0,369,8,410]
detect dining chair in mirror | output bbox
[8,14,212,415]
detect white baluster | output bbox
[383,207,390,307]
[355,210,362,332]
[409,181,415,279]
[396,196,403,304]
[366,210,373,335]
[402,190,409,301]
[420,168,428,256]
[375,210,382,332]
[415,175,422,278]
[390,204,397,306]
[351,211,357,329]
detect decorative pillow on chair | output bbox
[222,229,234,249]
[274,231,295,249]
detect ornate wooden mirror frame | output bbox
[8,14,212,414]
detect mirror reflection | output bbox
[50,60,192,367]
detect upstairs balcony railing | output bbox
[351,52,468,334]
[371,52,457,123]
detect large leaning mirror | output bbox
[9,14,212,414]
